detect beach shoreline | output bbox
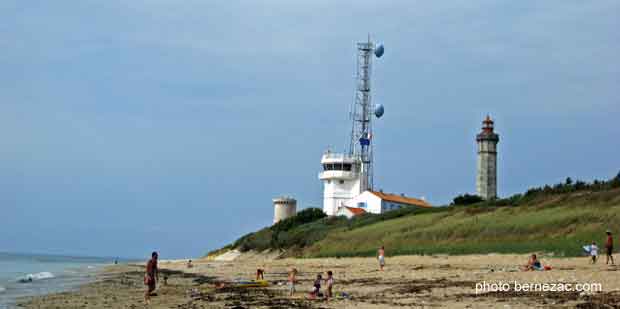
[14,253,620,308]
[0,253,112,309]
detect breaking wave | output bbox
[17,271,55,283]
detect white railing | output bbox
[322,152,359,161]
[318,170,359,180]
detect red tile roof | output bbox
[369,191,432,208]
[343,206,366,216]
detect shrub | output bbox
[271,208,326,233]
[452,194,484,205]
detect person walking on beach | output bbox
[144,251,159,305]
[378,246,386,271]
[605,231,615,265]
[590,241,598,264]
[288,268,298,297]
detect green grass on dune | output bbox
[303,189,620,258]
[210,177,620,258]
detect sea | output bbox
[0,252,116,309]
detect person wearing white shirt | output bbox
[590,241,598,264]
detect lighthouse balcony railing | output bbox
[321,152,360,162]
[319,170,359,180]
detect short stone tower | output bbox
[476,115,499,200]
[273,196,297,224]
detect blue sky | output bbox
[1,1,618,258]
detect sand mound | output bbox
[213,249,241,261]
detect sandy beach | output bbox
[16,253,620,308]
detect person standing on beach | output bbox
[144,251,159,305]
[605,231,615,265]
[256,268,264,281]
[325,271,334,300]
[288,268,298,297]
[378,246,386,271]
[590,242,598,264]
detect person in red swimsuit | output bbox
[605,231,615,265]
[144,251,159,304]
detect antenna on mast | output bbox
[348,35,385,192]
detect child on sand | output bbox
[325,271,334,300]
[308,273,322,299]
[288,268,298,297]
[378,246,385,271]
[590,241,598,264]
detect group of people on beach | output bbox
[250,267,335,300]
[587,230,615,265]
[141,246,387,304]
[285,245,386,300]
[285,268,335,300]
[141,233,617,304]
[521,230,616,271]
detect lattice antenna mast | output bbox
[348,36,383,192]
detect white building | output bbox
[318,150,432,216]
[336,206,367,219]
[318,151,362,216]
[342,190,432,214]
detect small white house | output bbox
[336,206,367,219]
[342,190,432,214]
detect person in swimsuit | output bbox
[288,268,298,297]
[378,246,386,271]
[522,254,543,271]
[325,271,334,300]
[256,268,264,280]
[605,231,615,265]
[144,251,159,304]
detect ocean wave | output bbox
[0,285,6,293]
[17,271,55,283]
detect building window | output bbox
[357,202,367,209]
[327,180,331,184]
[339,180,344,184]
[323,163,353,171]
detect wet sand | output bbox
[17,253,620,308]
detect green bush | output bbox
[271,208,326,233]
[452,194,484,205]
[232,208,327,252]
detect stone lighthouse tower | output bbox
[476,115,499,200]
